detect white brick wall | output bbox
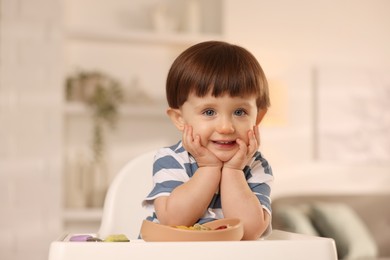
[0,0,63,259]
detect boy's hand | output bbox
[182,125,222,168]
[223,126,260,170]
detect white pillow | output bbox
[274,205,319,236]
[311,203,378,260]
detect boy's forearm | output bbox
[156,166,221,226]
[220,167,269,239]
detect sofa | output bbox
[270,162,390,260]
[272,193,390,259]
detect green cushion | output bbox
[311,202,378,259]
[274,205,319,236]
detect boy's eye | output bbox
[234,109,247,116]
[203,109,215,116]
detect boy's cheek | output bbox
[191,128,202,140]
[242,137,250,146]
[191,128,208,145]
[239,126,252,144]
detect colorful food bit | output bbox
[175,225,192,230]
[69,235,93,242]
[174,223,230,231]
[214,225,228,230]
[175,223,211,231]
[104,234,130,242]
[193,223,212,231]
[86,237,103,242]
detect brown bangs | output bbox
[166,41,270,109]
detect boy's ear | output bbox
[167,108,185,131]
[256,109,267,125]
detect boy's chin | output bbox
[215,152,235,163]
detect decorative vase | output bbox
[87,159,109,208]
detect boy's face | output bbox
[173,92,263,162]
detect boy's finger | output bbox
[248,130,259,155]
[236,138,247,155]
[254,125,261,146]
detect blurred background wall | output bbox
[0,0,389,259]
[0,0,63,259]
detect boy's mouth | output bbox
[213,140,236,145]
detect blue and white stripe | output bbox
[143,141,273,224]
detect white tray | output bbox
[48,230,337,260]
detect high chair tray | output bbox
[48,230,337,260]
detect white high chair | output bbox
[98,150,155,239]
[49,150,337,260]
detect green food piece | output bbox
[192,223,211,231]
[104,234,130,242]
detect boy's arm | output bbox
[154,165,221,226]
[155,125,223,226]
[221,126,271,239]
[220,167,270,240]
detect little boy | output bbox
[143,41,273,240]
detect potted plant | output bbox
[66,70,124,207]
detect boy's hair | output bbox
[166,41,270,110]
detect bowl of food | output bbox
[140,218,244,242]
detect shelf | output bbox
[62,0,224,232]
[64,102,167,117]
[66,27,223,46]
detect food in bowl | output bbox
[175,223,229,231]
[140,218,243,242]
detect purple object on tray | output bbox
[70,235,93,242]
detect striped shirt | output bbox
[142,141,273,228]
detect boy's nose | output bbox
[217,117,235,134]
